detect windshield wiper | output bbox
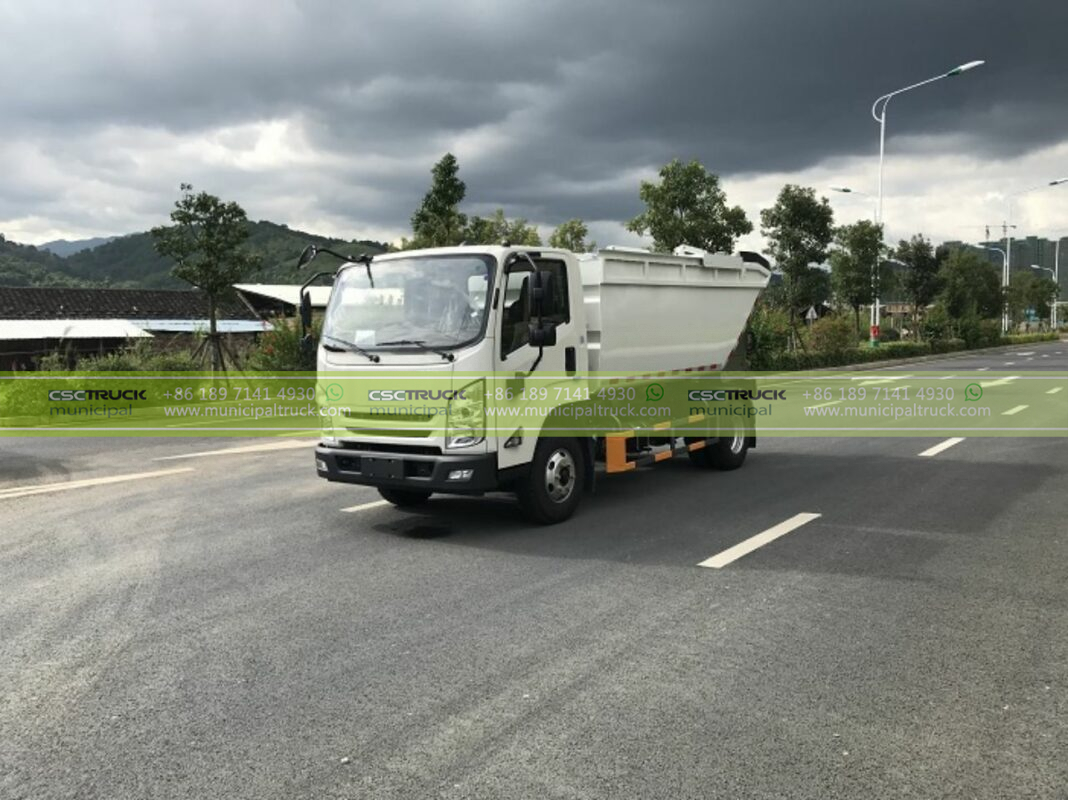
[376,339,456,362]
[321,334,380,363]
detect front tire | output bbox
[515,438,585,524]
[377,487,432,507]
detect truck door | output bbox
[495,254,584,471]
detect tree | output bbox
[151,184,261,371]
[938,248,1002,322]
[829,220,883,336]
[464,209,541,246]
[410,153,468,248]
[626,159,751,253]
[760,185,835,323]
[549,218,595,252]
[894,234,942,336]
[1006,270,1058,328]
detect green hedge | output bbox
[757,332,1058,371]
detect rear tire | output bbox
[377,487,432,507]
[688,431,748,470]
[515,438,585,524]
[707,430,748,470]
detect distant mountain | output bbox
[40,236,117,257]
[0,222,389,289]
[0,236,100,287]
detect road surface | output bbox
[2,341,1067,798]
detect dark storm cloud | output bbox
[2,0,1065,236]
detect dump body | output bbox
[579,247,771,373]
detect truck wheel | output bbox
[516,438,584,524]
[688,431,748,470]
[707,430,748,470]
[377,487,432,507]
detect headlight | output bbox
[446,379,485,449]
[321,415,340,447]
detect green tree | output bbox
[894,234,942,336]
[410,153,468,247]
[760,185,835,322]
[938,248,1002,324]
[626,159,751,253]
[1006,270,1058,328]
[549,218,595,252]
[464,209,541,246]
[829,220,883,336]
[150,184,261,370]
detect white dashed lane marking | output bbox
[698,513,822,569]
[918,438,965,457]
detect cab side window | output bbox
[500,270,531,357]
[500,258,569,358]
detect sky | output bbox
[1,0,1066,254]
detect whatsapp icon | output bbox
[964,383,983,401]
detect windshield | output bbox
[321,254,493,350]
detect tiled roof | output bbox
[0,287,257,321]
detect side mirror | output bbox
[532,269,555,315]
[297,244,317,269]
[299,290,312,332]
[529,321,557,347]
[300,334,316,357]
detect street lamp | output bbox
[829,186,883,334]
[1057,237,1063,329]
[969,244,1009,330]
[1002,177,1068,333]
[1031,264,1059,329]
[869,59,984,345]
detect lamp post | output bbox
[829,185,882,338]
[870,59,984,346]
[1057,238,1063,329]
[1002,178,1068,333]
[970,244,1009,331]
[1031,264,1058,329]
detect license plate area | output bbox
[362,456,403,479]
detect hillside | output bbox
[0,222,388,289]
[0,236,100,287]
[40,236,117,257]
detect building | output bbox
[233,283,334,318]
[0,287,270,369]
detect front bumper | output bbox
[315,444,499,493]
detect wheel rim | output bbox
[544,448,576,504]
[728,433,745,454]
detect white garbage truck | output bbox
[301,243,770,523]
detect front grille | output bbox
[344,410,436,423]
[339,441,442,456]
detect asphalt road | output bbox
[2,341,1067,799]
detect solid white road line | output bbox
[0,467,194,501]
[1048,387,1064,395]
[1002,405,1029,416]
[698,512,822,569]
[976,367,990,371]
[806,400,842,409]
[340,500,391,513]
[154,440,317,460]
[980,376,1020,387]
[1004,361,1016,366]
[918,437,965,457]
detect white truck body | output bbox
[579,246,772,373]
[310,243,770,523]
